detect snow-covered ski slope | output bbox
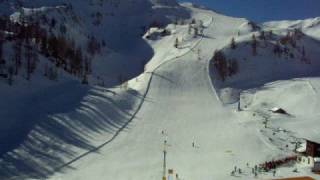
[1,1,320,180]
[46,4,320,180]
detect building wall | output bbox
[306,140,320,157]
[298,155,314,166]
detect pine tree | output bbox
[174,38,179,48]
[24,41,33,80]
[268,30,273,39]
[44,63,48,77]
[230,37,236,49]
[259,31,266,40]
[87,36,100,56]
[188,24,192,35]
[251,34,258,56]
[50,18,56,29]
[229,59,239,76]
[0,32,4,62]
[0,33,3,78]
[273,41,282,57]
[40,32,48,55]
[193,27,198,38]
[0,33,5,77]
[71,46,83,75]
[13,40,22,75]
[301,46,309,63]
[81,73,88,84]
[212,50,228,81]
[7,66,14,85]
[31,46,38,73]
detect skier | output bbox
[192,142,195,148]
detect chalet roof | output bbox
[270,107,288,114]
[304,136,320,144]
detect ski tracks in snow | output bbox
[52,14,214,175]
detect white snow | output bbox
[0,1,320,180]
[46,4,320,180]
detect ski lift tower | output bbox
[162,140,168,180]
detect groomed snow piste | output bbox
[0,1,320,180]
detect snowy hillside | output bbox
[0,1,320,180]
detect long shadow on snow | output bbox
[0,3,192,179]
[0,81,141,179]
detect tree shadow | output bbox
[0,2,192,179]
[0,81,144,179]
[152,72,177,85]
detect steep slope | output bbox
[210,17,320,104]
[0,1,320,180]
[48,4,320,180]
[49,4,320,180]
[0,0,192,179]
[1,0,190,86]
[264,17,320,40]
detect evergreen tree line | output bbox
[0,15,98,85]
[212,50,239,81]
[232,29,308,62]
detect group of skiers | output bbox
[231,155,298,178]
[260,155,297,172]
[231,164,262,177]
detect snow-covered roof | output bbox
[296,143,306,153]
[271,107,281,112]
[303,134,320,144]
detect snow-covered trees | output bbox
[0,14,97,85]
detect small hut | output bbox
[270,107,288,115]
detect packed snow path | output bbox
[50,6,312,180]
[52,13,214,176]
